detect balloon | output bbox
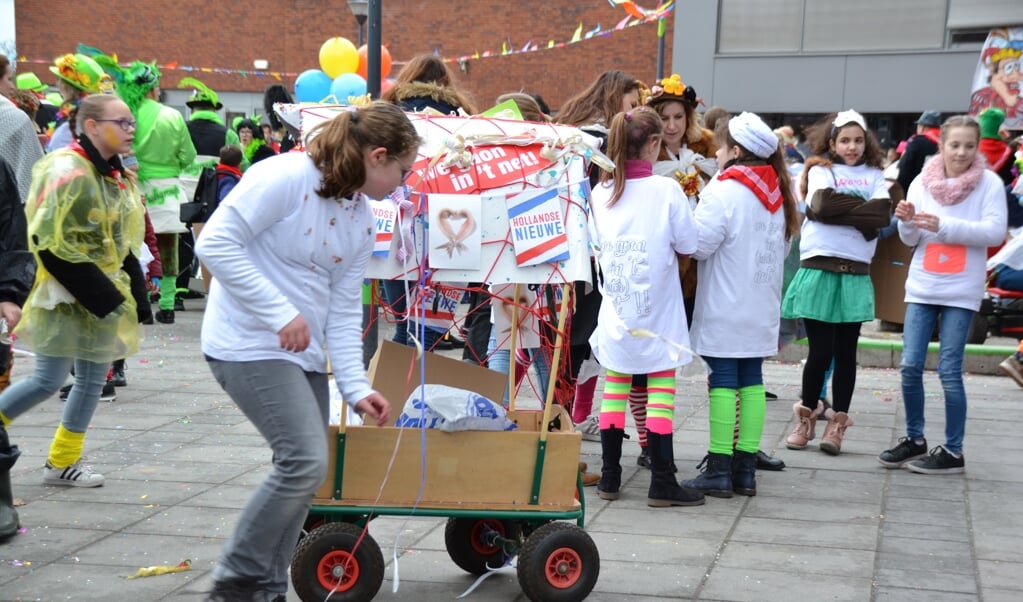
[330,73,367,103]
[356,45,393,80]
[380,78,396,94]
[319,37,359,78]
[294,69,333,103]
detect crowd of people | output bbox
[1,46,1023,601]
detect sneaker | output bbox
[205,578,261,602]
[998,356,1023,388]
[575,414,601,442]
[43,460,105,487]
[905,445,965,475]
[59,382,116,402]
[155,309,175,324]
[878,436,928,468]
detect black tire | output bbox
[290,522,384,602]
[517,522,599,602]
[444,517,522,575]
[966,313,989,345]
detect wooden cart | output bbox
[292,295,599,602]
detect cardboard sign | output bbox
[506,187,570,266]
[368,199,397,258]
[408,284,465,330]
[410,144,548,194]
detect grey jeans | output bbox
[206,357,330,596]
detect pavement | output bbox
[2,299,1023,602]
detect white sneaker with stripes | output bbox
[43,461,105,487]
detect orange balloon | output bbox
[357,45,392,80]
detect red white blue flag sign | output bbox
[506,187,570,267]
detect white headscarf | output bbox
[728,112,777,159]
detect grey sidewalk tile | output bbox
[876,549,975,575]
[715,541,875,578]
[874,567,979,594]
[977,558,1023,591]
[730,516,878,550]
[886,481,966,501]
[16,499,163,532]
[984,588,1023,602]
[588,532,719,564]
[1,561,195,601]
[42,478,207,507]
[590,559,705,598]
[875,588,980,601]
[885,496,967,515]
[123,505,240,539]
[0,525,113,565]
[60,532,222,571]
[699,566,871,602]
[110,459,256,484]
[881,520,971,543]
[174,484,254,510]
[743,496,882,523]
[972,529,1023,562]
[587,507,737,540]
[959,460,1023,483]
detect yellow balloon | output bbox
[319,37,359,79]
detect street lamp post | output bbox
[366,0,381,99]
[347,0,368,47]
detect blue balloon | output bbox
[329,73,367,103]
[294,69,333,103]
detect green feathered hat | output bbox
[76,44,160,115]
[179,77,223,110]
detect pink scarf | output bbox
[920,153,986,206]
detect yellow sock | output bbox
[48,424,86,468]
[0,410,10,427]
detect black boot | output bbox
[732,450,757,496]
[755,450,785,471]
[110,359,127,387]
[598,427,625,500]
[647,432,705,507]
[0,426,21,540]
[681,452,734,498]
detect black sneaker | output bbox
[155,309,175,324]
[110,366,127,387]
[205,578,261,602]
[878,436,928,468]
[59,383,116,402]
[905,445,965,475]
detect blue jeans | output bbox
[702,356,764,389]
[901,303,971,455]
[206,358,330,595]
[0,355,107,433]
[487,329,551,406]
[380,279,444,350]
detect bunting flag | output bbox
[15,56,292,80]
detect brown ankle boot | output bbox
[786,401,824,450]
[819,412,854,455]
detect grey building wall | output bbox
[675,1,1018,115]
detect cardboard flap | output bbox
[368,340,507,426]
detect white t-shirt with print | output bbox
[799,162,887,263]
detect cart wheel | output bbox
[444,517,522,575]
[966,313,989,344]
[517,522,599,602]
[299,513,327,542]
[290,522,384,602]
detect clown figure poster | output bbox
[490,284,542,350]
[428,193,482,270]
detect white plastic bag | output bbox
[328,379,363,426]
[394,384,516,432]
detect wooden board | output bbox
[314,426,581,510]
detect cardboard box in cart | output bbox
[315,341,583,510]
[870,235,913,325]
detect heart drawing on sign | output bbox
[434,208,477,258]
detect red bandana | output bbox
[716,164,782,213]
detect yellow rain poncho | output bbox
[17,150,145,363]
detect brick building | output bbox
[12,0,674,116]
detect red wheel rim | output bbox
[544,546,583,589]
[316,550,359,592]
[469,520,505,555]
